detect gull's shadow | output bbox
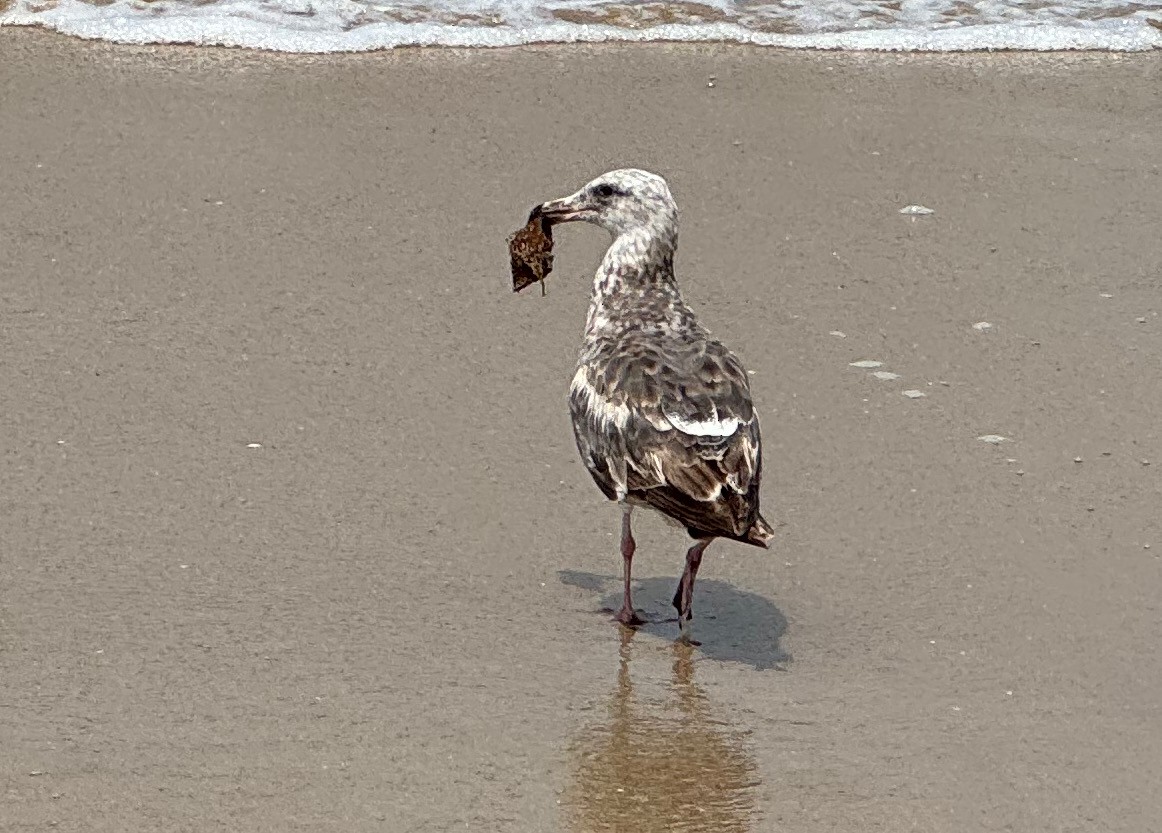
[559,570,790,670]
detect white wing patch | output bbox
[663,402,741,438]
[571,367,631,431]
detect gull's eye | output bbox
[594,184,616,199]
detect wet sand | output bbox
[1,29,1160,832]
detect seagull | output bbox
[533,169,774,636]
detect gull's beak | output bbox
[534,191,589,225]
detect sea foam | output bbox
[2,0,1160,53]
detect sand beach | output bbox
[1,29,1160,831]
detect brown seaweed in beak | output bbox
[507,209,554,296]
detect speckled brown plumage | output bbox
[530,169,774,636]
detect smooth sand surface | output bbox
[2,29,1160,832]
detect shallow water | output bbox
[2,0,1160,51]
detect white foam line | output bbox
[2,9,1159,53]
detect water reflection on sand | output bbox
[564,628,760,832]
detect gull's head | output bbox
[535,169,678,239]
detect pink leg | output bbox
[616,507,644,627]
[672,538,713,627]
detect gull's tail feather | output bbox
[744,514,776,549]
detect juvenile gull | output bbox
[534,169,774,635]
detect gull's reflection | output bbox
[564,628,761,832]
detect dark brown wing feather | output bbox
[570,335,772,547]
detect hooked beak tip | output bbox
[535,198,584,224]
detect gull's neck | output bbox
[585,224,683,336]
